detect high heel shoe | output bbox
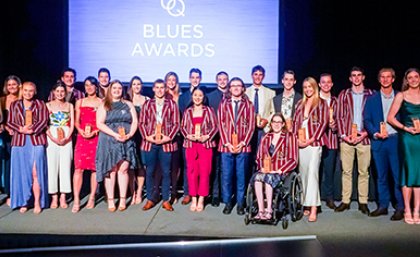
[404,211,414,224]
[118,197,127,211]
[108,198,116,212]
[86,197,95,209]
[413,212,420,224]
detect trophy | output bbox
[194,124,201,138]
[56,127,65,141]
[85,124,92,134]
[286,119,292,131]
[263,155,272,173]
[380,121,388,137]
[25,110,33,126]
[412,117,420,130]
[256,114,261,127]
[351,123,358,140]
[329,107,334,123]
[155,123,162,141]
[118,126,126,137]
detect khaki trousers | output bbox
[340,142,371,204]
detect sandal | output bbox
[72,203,80,213]
[50,200,58,209]
[118,197,127,211]
[308,212,317,222]
[108,198,116,212]
[33,206,42,214]
[413,212,420,224]
[19,207,28,214]
[86,197,95,209]
[404,211,414,224]
[264,209,273,220]
[254,211,265,220]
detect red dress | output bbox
[74,105,98,171]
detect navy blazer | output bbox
[207,88,224,114]
[363,90,399,151]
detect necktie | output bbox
[254,88,259,114]
[234,100,239,127]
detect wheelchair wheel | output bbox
[289,173,304,222]
[281,217,288,230]
[245,184,257,224]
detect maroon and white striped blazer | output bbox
[256,132,298,174]
[181,105,218,148]
[138,98,180,152]
[325,96,339,149]
[337,88,374,145]
[292,98,328,147]
[217,97,255,153]
[7,99,49,146]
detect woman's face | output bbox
[271,116,284,133]
[166,75,177,90]
[406,71,420,89]
[110,83,123,100]
[22,83,36,101]
[84,80,97,96]
[131,79,142,94]
[6,79,20,95]
[303,81,314,98]
[54,86,66,101]
[192,89,204,106]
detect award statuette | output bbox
[194,124,201,138]
[412,117,420,130]
[329,107,334,123]
[380,121,388,137]
[84,124,92,134]
[155,123,162,141]
[231,133,238,148]
[118,126,126,137]
[263,155,272,173]
[286,119,292,131]
[351,123,358,140]
[56,127,65,141]
[25,110,33,126]
[256,114,261,127]
[298,128,306,142]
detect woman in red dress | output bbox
[72,77,102,213]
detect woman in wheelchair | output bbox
[251,113,298,220]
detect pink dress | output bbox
[74,105,98,171]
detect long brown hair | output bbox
[103,80,123,111]
[402,68,420,92]
[269,112,287,133]
[301,77,320,109]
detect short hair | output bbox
[216,71,229,80]
[189,68,202,78]
[349,66,364,75]
[98,67,111,79]
[153,78,166,87]
[282,70,295,79]
[319,73,333,80]
[251,65,265,75]
[61,67,76,78]
[377,68,396,80]
[3,75,22,95]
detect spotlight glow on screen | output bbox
[69,0,279,84]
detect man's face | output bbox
[153,82,166,99]
[98,72,110,87]
[229,81,244,98]
[189,72,201,88]
[61,71,75,87]
[282,73,296,90]
[319,75,333,94]
[379,71,394,89]
[216,74,229,90]
[252,70,264,86]
[349,71,365,86]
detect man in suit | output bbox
[363,68,404,220]
[269,70,302,130]
[207,71,229,207]
[178,68,202,205]
[139,79,180,212]
[335,66,374,215]
[218,77,255,215]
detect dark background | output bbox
[1,0,419,100]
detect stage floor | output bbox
[0,195,419,257]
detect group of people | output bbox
[0,65,419,225]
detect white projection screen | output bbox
[69,0,280,84]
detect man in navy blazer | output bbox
[363,68,404,221]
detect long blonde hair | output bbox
[301,77,319,108]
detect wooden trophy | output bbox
[25,110,33,126]
[194,124,201,138]
[56,127,65,141]
[84,124,92,134]
[263,155,272,173]
[412,117,420,130]
[298,128,306,143]
[231,133,238,148]
[155,123,162,141]
[118,126,126,137]
[351,123,358,140]
[380,121,388,137]
[329,107,334,123]
[286,119,292,132]
[256,114,261,127]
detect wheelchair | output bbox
[244,170,304,229]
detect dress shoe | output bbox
[358,203,370,215]
[181,196,191,205]
[326,199,336,210]
[237,205,245,216]
[142,200,156,211]
[211,197,220,207]
[369,208,388,217]
[390,210,404,221]
[335,203,350,212]
[162,201,174,211]
[223,204,233,215]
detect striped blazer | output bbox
[325,96,339,149]
[217,97,255,153]
[139,98,180,152]
[337,88,374,145]
[7,99,49,146]
[292,98,328,147]
[256,132,298,174]
[180,105,218,148]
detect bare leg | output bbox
[190,196,197,211]
[309,206,317,222]
[105,171,116,211]
[128,170,136,205]
[196,196,205,212]
[254,181,265,218]
[117,161,129,211]
[72,169,83,213]
[32,163,41,214]
[86,171,97,209]
[50,193,58,209]
[413,188,420,224]
[136,175,145,204]
[60,193,68,209]
[402,186,413,224]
